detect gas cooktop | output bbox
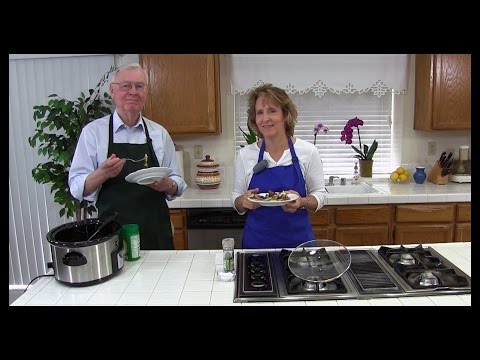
[233,245,471,302]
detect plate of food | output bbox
[125,167,172,185]
[248,191,299,207]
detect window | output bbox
[234,90,394,176]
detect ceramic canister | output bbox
[196,155,221,190]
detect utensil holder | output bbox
[427,161,449,185]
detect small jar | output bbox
[222,238,235,273]
[413,166,426,184]
[196,155,221,190]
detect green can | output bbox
[122,224,141,261]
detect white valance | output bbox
[230,54,409,98]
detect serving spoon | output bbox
[86,212,118,242]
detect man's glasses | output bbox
[111,82,147,92]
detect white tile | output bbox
[66,285,100,294]
[154,280,185,293]
[10,293,35,306]
[144,252,171,262]
[94,280,130,294]
[148,291,181,305]
[428,295,469,306]
[388,195,410,203]
[27,292,63,305]
[337,299,371,306]
[117,292,151,305]
[457,294,471,306]
[305,300,339,306]
[241,301,275,306]
[169,252,195,262]
[408,194,428,203]
[212,281,235,292]
[164,262,191,272]
[179,291,211,305]
[273,301,306,306]
[427,194,447,202]
[57,293,93,305]
[138,261,167,272]
[192,253,217,263]
[209,292,237,305]
[187,269,215,281]
[398,296,435,306]
[183,280,213,292]
[368,297,403,306]
[132,271,163,282]
[124,280,157,293]
[87,292,122,305]
[160,270,189,281]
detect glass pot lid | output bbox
[288,239,351,283]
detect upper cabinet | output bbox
[414,54,471,130]
[140,54,221,135]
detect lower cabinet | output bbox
[308,202,470,246]
[169,209,187,250]
[455,203,471,242]
[393,204,455,244]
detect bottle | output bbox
[122,224,141,261]
[351,162,359,184]
[413,166,426,184]
[222,238,235,273]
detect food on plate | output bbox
[249,190,291,201]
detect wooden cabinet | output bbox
[393,204,455,244]
[170,209,187,250]
[414,54,471,130]
[140,54,221,135]
[455,203,471,242]
[310,208,335,240]
[335,205,391,246]
[308,205,391,246]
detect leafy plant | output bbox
[340,117,378,160]
[239,123,257,147]
[28,66,115,220]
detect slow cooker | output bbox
[46,218,124,286]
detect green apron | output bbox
[96,114,173,249]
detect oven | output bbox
[186,208,246,250]
[234,244,471,302]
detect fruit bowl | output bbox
[390,167,411,184]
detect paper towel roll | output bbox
[175,150,185,178]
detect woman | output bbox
[231,83,326,249]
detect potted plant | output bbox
[239,123,257,146]
[28,66,115,220]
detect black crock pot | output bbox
[46,218,124,286]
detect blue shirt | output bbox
[68,110,187,204]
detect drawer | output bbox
[336,205,390,225]
[395,204,454,223]
[309,208,331,226]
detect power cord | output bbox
[23,274,55,293]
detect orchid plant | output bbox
[340,117,378,160]
[313,123,329,145]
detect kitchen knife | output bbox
[442,168,452,177]
[439,151,446,165]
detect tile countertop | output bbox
[169,180,471,208]
[11,242,471,306]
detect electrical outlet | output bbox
[427,142,436,156]
[194,145,203,159]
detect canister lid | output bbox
[197,155,219,168]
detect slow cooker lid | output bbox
[47,219,121,247]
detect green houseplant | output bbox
[28,66,115,220]
[239,123,257,146]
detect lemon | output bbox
[396,167,405,175]
[390,171,399,181]
[399,173,408,182]
[404,170,410,178]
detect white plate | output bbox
[248,193,299,207]
[125,167,172,185]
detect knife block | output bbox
[427,161,449,185]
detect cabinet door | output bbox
[170,209,187,250]
[335,225,390,246]
[312,226,335,240]
[140,54,221,135]
[455,223,471,242]
[414,54,471,130]
[394,224,453,244]
[456,203,471,222]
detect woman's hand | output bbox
[282,190,301,213]
[238,188,261,211]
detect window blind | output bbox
[235,91,392,176]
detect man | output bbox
[69,63,187,249]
